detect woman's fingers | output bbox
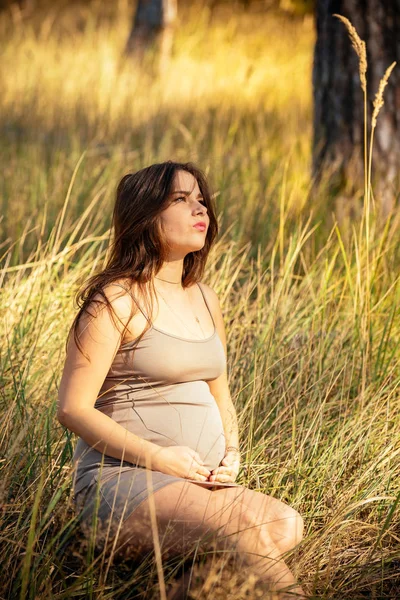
[186,450,210,476]
[197,465,212,477]
[209,465,238,483]
[210,473,234,483]
[212,466,234,476]
[185,449,238,482]
[187,458,211,479]
[189,469,209,482]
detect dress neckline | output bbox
[111,281,218,348]
[120,324,218,348]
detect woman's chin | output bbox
[190,242,206,252]
[168,242,205,258]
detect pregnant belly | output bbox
[111,380,226,471]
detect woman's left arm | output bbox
[201,283,241,483]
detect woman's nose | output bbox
[196,203,207,214]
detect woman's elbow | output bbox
[56,397,74,426]
[56,402,93,428]
[56,406,70,426]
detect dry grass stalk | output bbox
[333,14,367,92]
[371,61,397,127]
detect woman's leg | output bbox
[212,486,304,555]
[111,480,305,596]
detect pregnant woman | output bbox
[57,161,306,597]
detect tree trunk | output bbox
[313,0,400,217]
[125,0,177,70]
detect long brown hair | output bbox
[68,160,219,360]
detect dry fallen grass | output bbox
[1,2,400,598]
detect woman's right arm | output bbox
[57,286,161,468]
[57,286,210,481]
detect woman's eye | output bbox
[174,197,206,206]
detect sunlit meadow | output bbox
[1,1,400,598]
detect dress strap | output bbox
[196,282,216,327]
[108,283,151,324]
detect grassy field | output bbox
[1,1,400,598]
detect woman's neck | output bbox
[155,260,184,286]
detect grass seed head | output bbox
[333,14,367,93]
[371,61,397,128]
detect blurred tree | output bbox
[313,1,399,216]
[125,0,177,71]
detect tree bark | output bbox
[313,0,400,216]
[125,0,177,71]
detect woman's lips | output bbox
[193,224,206,231]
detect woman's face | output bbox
[159,170,209,257]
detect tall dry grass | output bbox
[1,2,400,598]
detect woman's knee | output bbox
[208,493,264,543]
[288,506,304,543]
[276,505,304,550]
[238,492,304,553]
[218,489,304,548]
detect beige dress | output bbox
[72,282,240,535]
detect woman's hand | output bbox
[152,445,211,482]
[209,449,240,484]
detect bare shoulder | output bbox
[197,281,227,349]
[197,281,220,307]
[86,278,143,330]
[102,278,139,297]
